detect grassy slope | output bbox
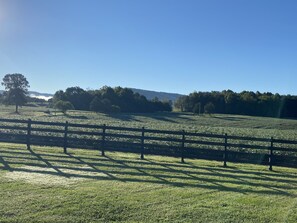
[0,105,297,222]
[0,144,297,222]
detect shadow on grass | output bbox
[150,116,177,123]
[105,113,142,122]
[0,146,297,197]
[213,116,248,121]
[145,112,194,123]
[108,112,196,123]
[65,114,88,120]
[27,147,68,177]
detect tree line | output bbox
[0,73,171,114]
[2,73,296,118]
[51,86,172,113]
[174,90,297,118]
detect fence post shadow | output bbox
[26,146,68,177]
[0,154,12,171]
[65,152,120,181]
[0,145,296,196]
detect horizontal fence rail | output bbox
[0,118,296,170]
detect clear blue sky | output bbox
[0,0,296,95]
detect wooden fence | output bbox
[0,118,296,170]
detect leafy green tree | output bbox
[223,90,238,114]
[53,90,67,102]
[65,87,92,110]
[100,86,117,103]
[204,102,215,115]
[1,73,30,113]
[54,100,74,114]
[193,103,201,115]
[174,96,192,112]
[89,96,104,112]
[174,96,185,111]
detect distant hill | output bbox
[28,91,53,97]
[129,88,184,102]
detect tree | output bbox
[54,100,74,114]
[1,73,30,113]
[174,96,185,111]
[204,102,215,115]
[193,103,201,115]
[89,96,104,112]
[53,90,67,102]
[65,87,92,110]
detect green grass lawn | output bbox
[0,143,297,222]
[0,105,297,222]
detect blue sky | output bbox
[0,0,296,95]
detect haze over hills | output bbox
[28,91,54,101]
[0,88,184,102]
[0,90,54,101]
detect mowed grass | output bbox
[0,105,297,222]
[0,143,297,222]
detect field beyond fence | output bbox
[0,118,296,170]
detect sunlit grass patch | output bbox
[0,143,297,222]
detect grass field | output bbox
[0,105,297,222]
[1,104,297,139]
[0,144,297,222]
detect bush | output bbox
[110,105,121,113]
[54,100,74,114]
[204,102,215,115]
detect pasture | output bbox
[1,104,297,138]
[0,105,297,222]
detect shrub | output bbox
[54,100,74,114]
[204,102,215,115]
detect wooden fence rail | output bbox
[0,118,296,170]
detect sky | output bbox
[0,0,296,95]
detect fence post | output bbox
[181,130,185,163]
[269,137,274,171]
[27,119,31,150]
[101,124,106,156]
[63,121,68,153]
[223,133,228,167]
[141,127,145,160]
